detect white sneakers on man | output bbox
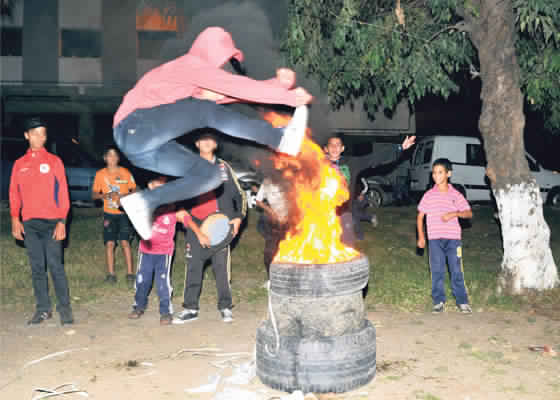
[277,105,308,156]
[120,192,154,240]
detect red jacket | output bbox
[113,26,298,127]
[9,148,70,222]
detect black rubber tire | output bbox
[269,291,365,337]
[270,255,369,297]
[547,186,560,207]
[256,319,376,393]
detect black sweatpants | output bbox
[23,219,71,313]
[182,228,232,311]
[114,98,285,211]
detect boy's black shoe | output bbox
[28,310,52,325]
[432,302,444,314]
[128,309,144,319]
[105,274,117,283]
[173,309,198,324]
[126,274,136,283]
[160,314,173,326]
[59,308,74,325]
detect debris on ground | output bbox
[32,383,88,399]
[528,345,558,356]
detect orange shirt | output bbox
[92,167,136,214]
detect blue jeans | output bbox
[428,239,469,305]
[134,252,173,315]
[114,97,284,211]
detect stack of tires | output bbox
[256,255,376,393]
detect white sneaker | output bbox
[173,308,199,324]
[220,308,233,323]
[119,191,153,240]
[371,215,378,228]
[277,105,308,156]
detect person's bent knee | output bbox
[120,240,131,249]
[105,240,116,249]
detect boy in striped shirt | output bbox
[417,158,473,314]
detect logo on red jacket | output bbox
[39,163,50,174]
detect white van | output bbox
[409,135,560,206]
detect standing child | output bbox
[175,131,247,324]
[417,158,473,314]
[92,147,136,284]
[128,176,186,325]
[9,117,73,325]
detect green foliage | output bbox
[285,0,560,132]
[514,0,560,131]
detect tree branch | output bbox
[428,21,471,42]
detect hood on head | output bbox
[187,26,244,67]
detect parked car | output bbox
[1,137,100,206]
[409,135,560,205]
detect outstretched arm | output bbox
[190,67,312,107]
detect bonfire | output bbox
[262,112,360,264]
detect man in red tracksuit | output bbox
[9,117,74,325]
[115,26,313,241]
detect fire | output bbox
[263,112,360,264]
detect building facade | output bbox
[1,0,181,155]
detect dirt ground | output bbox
[1,295,559,400]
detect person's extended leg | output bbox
[43,220,72,324]
[23,220,52,322]
[105,241,115,278]
[130,252,154,318]
[212,246,233,322]
[176,230,205,323]
[114,98,305,157]
[155,254,173,317]
[429,239,447,310]
[446,239,469,307]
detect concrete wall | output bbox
[101,0,137,86]
[22,0,59,83]
[59,0,101,28]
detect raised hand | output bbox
[276,68,296,88]
[294,87,313,106]
[402,136,416,150]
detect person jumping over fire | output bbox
[113,26,312,240]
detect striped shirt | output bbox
[417,184,470,240]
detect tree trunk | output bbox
[469,0,558,293]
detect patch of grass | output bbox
[2,205,560,313]
[414,391,442,400]
[459,342,473,350]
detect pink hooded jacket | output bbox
[113,27,299,127]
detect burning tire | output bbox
[256,319,376,393]
[270,255,369,297]
[269,291,365,337]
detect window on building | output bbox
[137,30,176,59]
[1,27,22,56]
[60,29,101,58]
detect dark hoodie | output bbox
[114,26,298,127]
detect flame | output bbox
[263,112,360,264]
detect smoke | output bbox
[160,0,333,173]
